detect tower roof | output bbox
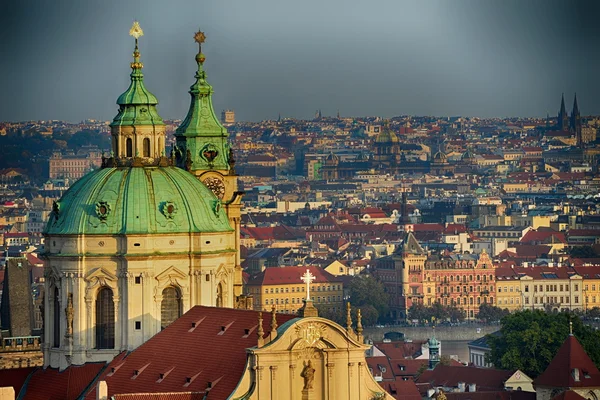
[572,93,580,116]
[534,334,600,388]
[175,31,228,139]
[111,22,164,127]
[398,232,425,255]
[559,93,567,116]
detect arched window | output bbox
[53,287,60,348]
[96,287,115,349]
[143,138,151,157]
[126,138,133,157]
[161,286,182,330]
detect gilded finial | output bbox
[346,302,353,334]
[194,30,206,44]
[129,21,144,70]
[569,320,573,336]
[257,312,264,337]
[356,308,364,339]
[194,29,207,64]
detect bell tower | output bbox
[174,30,244,303]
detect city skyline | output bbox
[1,0,600,122]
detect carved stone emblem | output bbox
[296,323,327,347]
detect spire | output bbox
[560,93,566,115]
[113,22,160,111]
[558,93,569,132]
[174,29,231,171]
[110,21,165,161]
[572,93,580,116]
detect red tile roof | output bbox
[552,390,587,400]
[0,367,35,396]
[415,365,515,392]
[443,390,536,400]
[23,363,106,400]
[373,341,427,360]
[412,224,444,233]
[521,230,566,245]
[83,306,296,400]
[535,335,600,388]
[247,265,343,286]
[113,393,204,400]
[381,378,422,400]
[366,356,395,380]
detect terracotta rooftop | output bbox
[535,334,600,388]
[0,366,35,397]
[443,390,536,400]
[22,363,106,400]
[83,306,296,400]
[247,265,343,286]
[416,365,516,392]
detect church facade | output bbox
[42,24,243,370]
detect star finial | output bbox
[194,30,207,64]
[129,21,144,40]
[194,30,207,44]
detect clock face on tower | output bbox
[203,177,226,199]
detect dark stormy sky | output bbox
[1,0,599,122]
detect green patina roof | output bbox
[375,125,399,144]
[174,52,231,171]
[175,53,227,138]
[111,43,164,127]
[45,166,232,236]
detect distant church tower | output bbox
[570,94,582,147]
[428,327,440,369]
[557,93,569,132]
[173,30,244,304]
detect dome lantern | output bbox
[109,21,166,164]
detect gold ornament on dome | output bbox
[129,21,144,39]
[203,177,226,199]
[194,30,206,44]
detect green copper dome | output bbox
[375,124,399,144]
[45,166,232,236]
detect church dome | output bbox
[462,148,476,161]
[433,150,447,162]
[326,151,339,161]
[45,166,232,236]
[375,128,399,144]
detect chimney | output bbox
[97,381,108,400]
[573,368,580,382]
